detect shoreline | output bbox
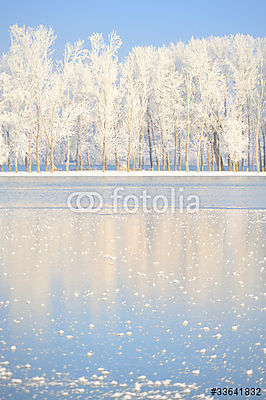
[0,170,266,177]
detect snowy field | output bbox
[0,179,265,399]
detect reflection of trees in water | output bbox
[0,209,264,320]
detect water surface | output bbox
[0,208,265,399]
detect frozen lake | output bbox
[0,176,265,399]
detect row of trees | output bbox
[0,25,265,172]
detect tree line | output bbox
[0,25,265,172]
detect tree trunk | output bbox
[0,165,3,172]
[15,156,18,173]
[158,124,166,171]
[247,106,251,171]
[127,136,131,172]
[76,138,79,171]
[166,150,170,171]
[255,85,264,173]
[211,141,214,171]
[151,123,159,171]
[49,141,54,173]
[207,141,211,171]
[14,136,18,173]
[200,143,204,171]
[185,81,190,172]
[252,133,254,171]
[115,148,119,171]
[147,125,153,170]
[174,129,177,171]
[45,145,48,172]
[141,130,145,170]
[178,131,181,171]
[36,107,40,173]
[132,150,136,171]
[197,99,208,172]
[87,141,90,170]
[213,131,224,171]
[36,131,40,173]
[218,125,221,172]
[79,154,83,171]
[263,128,266,171]
[66,134,70,172]
[102,137,106,172]
[28,134,32,173]
[228,157,231,172]
[7,132,11,172]
[161,144,165,171]
[38,104,55,172]
[25,155,28,172]
[258,137,262,172]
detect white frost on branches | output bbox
[0,26,265,172]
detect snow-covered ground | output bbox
[0,170,266,176]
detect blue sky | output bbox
[0,0,265,60]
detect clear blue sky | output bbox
[0,0,265,60]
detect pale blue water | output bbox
[0,178,265,399]
[0,176,266,400]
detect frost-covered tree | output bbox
[120,54,144,171]
[0,69,29,172]
[6,25,58,172]
[254,37,266,172]
[0,131,8,169]
[88,32,122,171]
[150,46,184,171]
[0,25,265,173]
[60,40,89,171]
[227,35,257,170]
[123,46,153,170]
